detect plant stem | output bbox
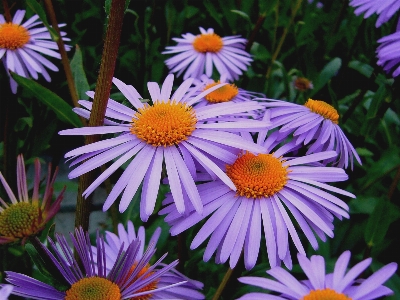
[74,0,125,232]
[245,13,266,52]
[2,0,12,22]
[266,0,303,80]
[212,267,234,300]
[43,0,81,113]
[388,165,400,201]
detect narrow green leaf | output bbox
[364,198,400,247]
[310,57,342,97]
[348,60,373,78]
[230,10,251,23]
[26,0,58,41]
[203,1,223,28]
[70,45,90,100]
[11,73,82,128]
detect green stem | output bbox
[388,165,400,201]
[212,267,234,300]
[43,0,83,118]
[74,0,125,232]
[266,0,303,80]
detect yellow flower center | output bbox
[0,23,30,50]
[124,263,159,300]
[131,100,197,147]
[65,277,121,300]
[302,288,351,300]
[192,33,223,53]
[226,153,289,199]
[204,81,239,103]
[304,99,339,124]
[0,202,40,239]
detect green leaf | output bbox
[11,73,82,128]
[203,1,223,28]
[230,10,251,23]
[348,60,374,78]
[364,198,400,247]
[355,147,374,157]
[310,57,342,97]
[70,45,90,100]
[26,0,58,41]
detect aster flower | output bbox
[0,284,13,300]
[92,221,204,299]
[191,74,264,108]
[59,74,269,221]
[237,251,397,299]
[0,154,64,245]
[0,9,70,93]
[263,98,362,169]
[377,29,400,77]
[162,27,253,81]
[349,0,400,27]
[159,133,354,270]
[5,227,188,300]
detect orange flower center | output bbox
[204,81,239,103]
[192,33,223,53]
[302,288,351,300]
[0,202,40,239]
[131,100,197,147]
[226,153,289,198]
[65,277,121,300]
[0,23,30,49]
[124,263,159,300]
[304,99,339,124]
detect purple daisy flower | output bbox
[160,134,354,270]
[91,221,204,299]
[238,251,397,299]
[0,10,70,93]
[0,284,13,300]
[162,27,253,81]
[377,29,400,77]
[349,0,400,27]
[191,74,265,107]
[263,98,362,169]
[0,154,65,245]
[59,74,269,220]
[5,227,188,299]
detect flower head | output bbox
[349,0,400,27]
[264,98,362,169]
[162,27,252,81]
[377,30,400,77]
[238,251,397,299]
[92,221,204,299]
[160,134,354,270]
[293,77,314,92]
[59,74,269,221]
[6,227,189,299]
[0,154,64,245]
[0,10,70,93]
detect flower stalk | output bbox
[74,0,125,231]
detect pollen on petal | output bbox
[304,98,339,124]
[0,23,30,49]
[302,288,351,300]
[65,277,121,300]
[226,153,289,199]
[204,81,239,103]
[192,33,223,53]
[131,100,197,147]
